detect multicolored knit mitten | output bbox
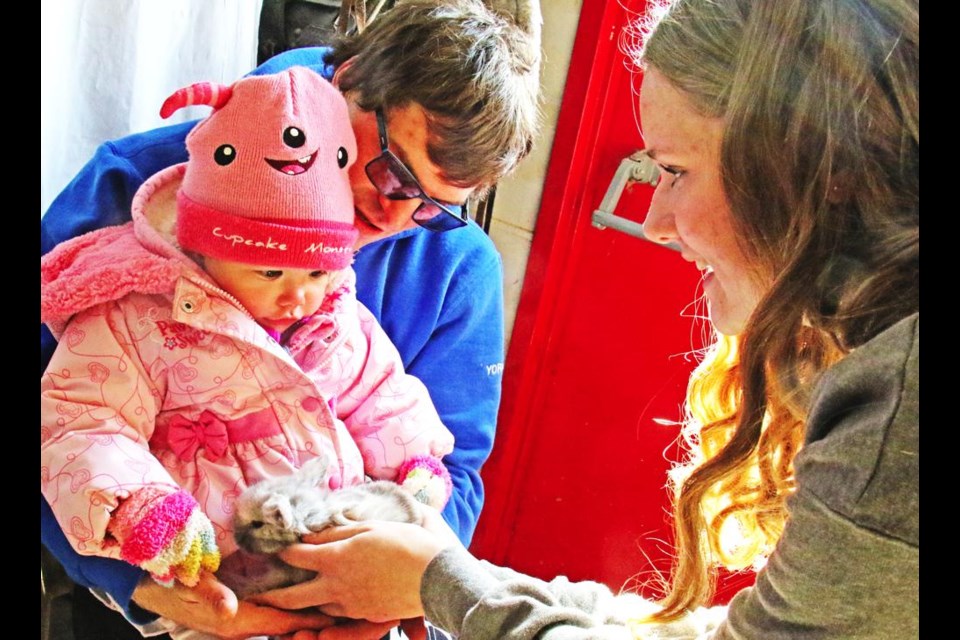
[396,455,453,511]
[108,487,221,587]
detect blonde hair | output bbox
[625,0,919,621]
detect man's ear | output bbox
[331,56,356,90]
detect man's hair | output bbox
[327,0,542,190]
[625,0,919,621]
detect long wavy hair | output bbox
[624,0,919,620]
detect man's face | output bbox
[342,94,476,247]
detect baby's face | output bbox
[203,257,335,333]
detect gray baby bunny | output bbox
[221,455,422,598]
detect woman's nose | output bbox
[641,186,677,245]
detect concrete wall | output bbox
[488,1,583,347]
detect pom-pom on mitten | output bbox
[108,487,221,587]
[396,455,453,511]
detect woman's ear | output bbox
[331,56,356,90]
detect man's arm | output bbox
[408,259,502,544]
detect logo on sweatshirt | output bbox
[485,362,504,376]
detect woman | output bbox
[253,0,919,637]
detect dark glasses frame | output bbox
[364,107,470,232]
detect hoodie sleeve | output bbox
[41,300,181,561]
[422,547,726,640]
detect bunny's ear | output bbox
[298,455,331,486]
[159,82,233,119]
[262,495,294,529]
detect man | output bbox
[41,1,541,637]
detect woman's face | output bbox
[639,68,768,336]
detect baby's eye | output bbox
[310,270,328,279]
[260,270,283,279]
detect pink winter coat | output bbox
[40,165,454,559]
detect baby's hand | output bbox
[108,487,221,587]
[396,455,453,511]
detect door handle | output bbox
[591,150,680,252]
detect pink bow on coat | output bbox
[167,411,229,461]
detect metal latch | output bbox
[591,150,679,252]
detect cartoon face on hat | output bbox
[161,67,359,271]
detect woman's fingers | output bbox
[299,522,373,545]
[255,521,445,621]
[278,539,344,570]
[251,537,361,611]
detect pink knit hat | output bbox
[160,67,358,271]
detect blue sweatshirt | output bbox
[40,47,504,620]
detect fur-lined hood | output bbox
[41,164,200,337]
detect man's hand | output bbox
[132,570,335,639]
[280,617,425,640]
[279,619,402,640]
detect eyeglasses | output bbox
[364,108,469,232]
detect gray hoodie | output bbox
[422,314,919,639]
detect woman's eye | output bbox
[310,270,328,279]
[656,165,684,188]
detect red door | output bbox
[472,0,753,603]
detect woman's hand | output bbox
[252,507,460,622]
[132,570,335,639]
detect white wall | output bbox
[488,0,583,346]
[41,0,262,217]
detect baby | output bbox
[40,67,453,611]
